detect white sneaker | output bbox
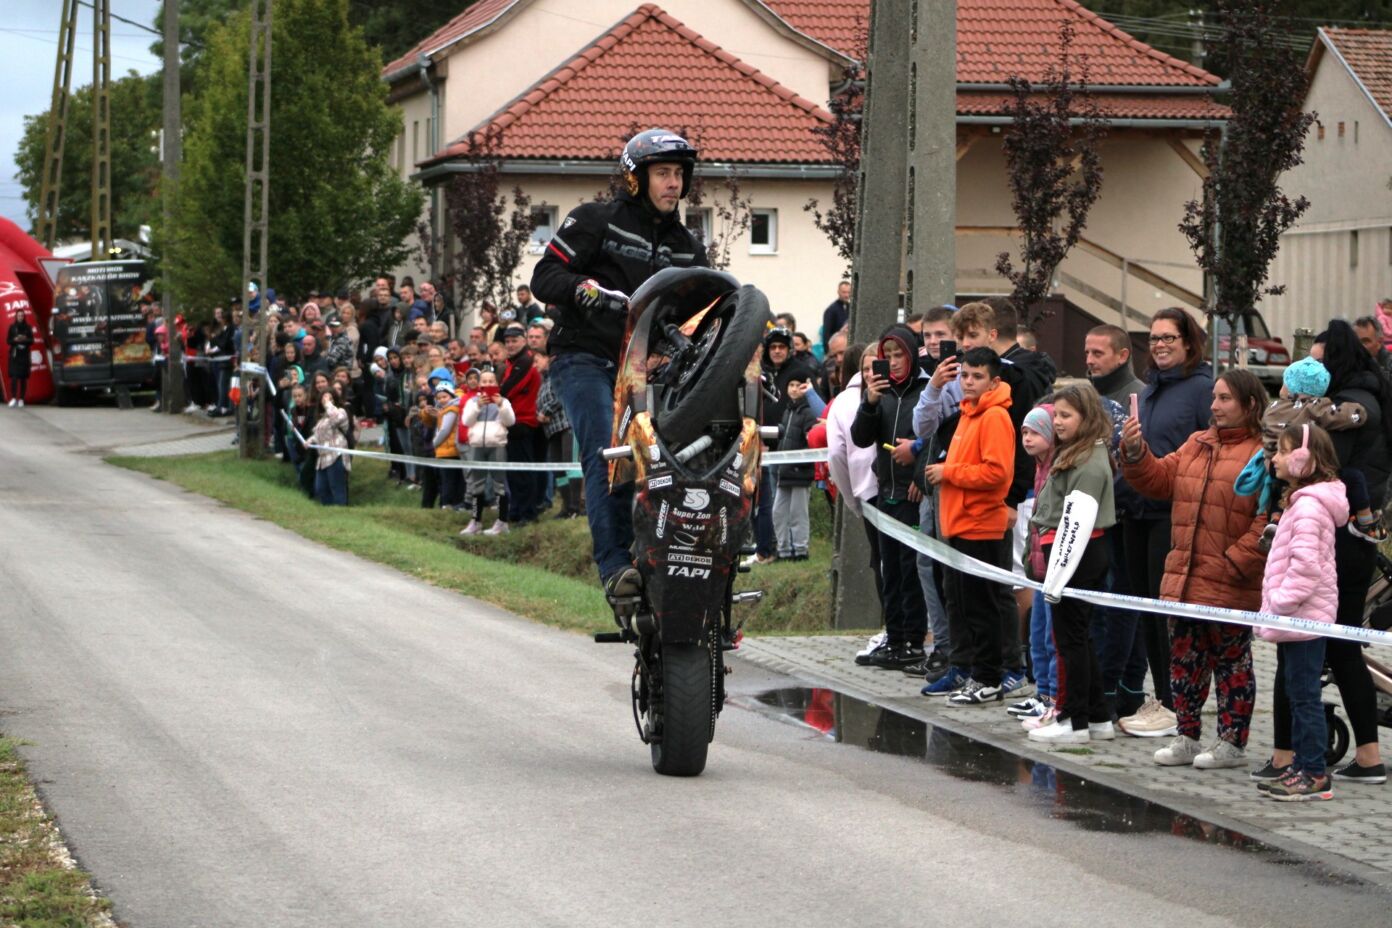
[6,399,14,407]
[1028,719,1090,744]
[459,520,481,536]
[15,399,22,407]
[1193,739,1246,769]
[1118,696,1179,738]
[484,520,509,535]
[1154,734,1203,766]
[1022,707,1059,731]
[183,403,199,413]
[855,631,887,659]
[1089,721,1117,741]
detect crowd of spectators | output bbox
[812,295,1392,802]
[168,270,1391,800]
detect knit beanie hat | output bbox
[1022,405,1056,445]
[1283,355,1330,398]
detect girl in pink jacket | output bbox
[1256,423,1346,802]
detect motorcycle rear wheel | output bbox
[650,643,714,776]
[653,284,771,448]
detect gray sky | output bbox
[1,0,163,233]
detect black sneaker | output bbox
[868,643,924,670]
[1332,760,1387,784]
[1251,759,1292,785]
[855,641,893,667]
[902,650,949,678]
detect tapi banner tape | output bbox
[862,505,1392,648]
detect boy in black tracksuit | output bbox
[851,324,930,669]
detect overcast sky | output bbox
[1,0,163,233]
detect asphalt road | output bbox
[0,407,1387,927]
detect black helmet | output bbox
[620,129,698,199]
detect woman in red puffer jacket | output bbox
[1120,369,1268,771]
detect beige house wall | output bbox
[957,135,1206,332]
[1261,49,1392,338]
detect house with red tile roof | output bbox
[386,0,1230,357]
[1262,28,1392,340]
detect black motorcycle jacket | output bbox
[530,190,709,364]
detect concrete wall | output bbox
[1261,47,1392,338]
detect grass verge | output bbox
[0,738,112,927]
[107,451,840,636]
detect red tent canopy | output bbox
[0,217,58,403]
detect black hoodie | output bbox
[850,325,929,501]
[999,344,1057,507]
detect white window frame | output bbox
[528,205,560,255]
[684,207,712,246]
[749,208,778,255]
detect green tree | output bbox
[173,0,423,305]
[348,0,483,62]
[13,72,162,243]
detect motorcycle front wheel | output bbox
[650,642,716,776]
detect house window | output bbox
[684,207,712,245]
[1317,123,1325,140]
[1351,230,1359,268]
[412,120,420,165]
[749,208,778,255]
[1338,121,1345,138]
[527,205,559,255]
[1354,121,1359,143]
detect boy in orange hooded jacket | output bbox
[923,347,1016,704]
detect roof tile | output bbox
[1322,28,1392,125]
[434,4,834,164]
[765,0,1221,86]
[384,0,520,77]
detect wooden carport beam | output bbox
[1167,138,1209,179]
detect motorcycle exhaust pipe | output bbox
[759,426,780,441]
[602,445,633,461]
[731,590,763,605]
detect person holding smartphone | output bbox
[459,371,517,535]
[850,324,931,669]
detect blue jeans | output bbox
[1030,592,1058,700]
[550,352,633,581]
[315,458,348,506]
[916,494,950,655]
[1279,638,1328,776]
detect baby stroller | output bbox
[1324,552,1392,765]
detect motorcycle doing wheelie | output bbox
[594,267,773,777]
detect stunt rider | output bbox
[530,129,710,609]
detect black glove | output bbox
[574,279,629,313]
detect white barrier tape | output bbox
[301,441,583,473]
[238,362,276,397]
[862,504,1392,649]
[280,410,309,449]
[763,449,828,466]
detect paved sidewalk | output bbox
[739,633,1392,885]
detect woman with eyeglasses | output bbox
[1113,307,1215,739]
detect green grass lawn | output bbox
[0,738,111,927]
[107,451,840,636]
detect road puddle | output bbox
[733,687,1319,861]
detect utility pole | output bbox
[904,0,957,312]
[91,0,113,260]
[161,0,187,412]
[239,0,272,458]
[37,0,79,250]
[831,0,912,630]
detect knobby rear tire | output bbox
[650,643,713,777]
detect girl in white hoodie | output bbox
[459,371,516,536]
